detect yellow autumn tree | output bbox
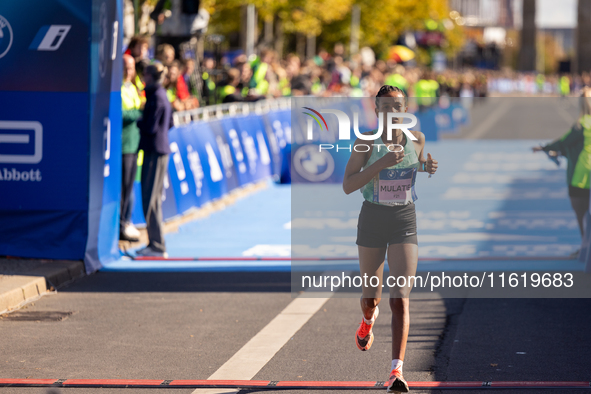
[321,0,464,58]
[140,0,463,60]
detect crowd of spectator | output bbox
[119,35,591,253]
[202,48,491,105]
[122,34,591,120]
[486,71,581,96]
[122,36,495,114]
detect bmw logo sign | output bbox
[0,15,14,59]
[293,145,335,182]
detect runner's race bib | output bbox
[372,168,417,205]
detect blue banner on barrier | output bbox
[176,124,215,208]
[215,118,250,187]
[167,127,194,214]
[209,119,240,190]
[231,114,273,182]
[162,167,179,220]
[434,106,455,134]
[415,109,438,141]
[249,114,278,181]
[451,102,469,127]
[262,109,291,182]
[185,122,228,201]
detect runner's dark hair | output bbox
[375,85,406,106]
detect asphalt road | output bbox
[441,97,580,140]
[3,97,591,394]
[2,272,591,394]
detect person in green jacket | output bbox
[534,88,591,256]
[121,54,143,242]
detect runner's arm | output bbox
[343,139,404,194]
[414,131,427,172]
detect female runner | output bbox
[342,85,438,393]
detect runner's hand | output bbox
[426,153,438,174]
[532,146,544,153]
[380,150,405,168]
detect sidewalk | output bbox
[0,258,85,315]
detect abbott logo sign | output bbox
[0,121,43,164]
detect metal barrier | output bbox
[173,97,293,126]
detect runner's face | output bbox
[375,92,407,124]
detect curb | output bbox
[0,260,85,315]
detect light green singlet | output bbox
[361,131,420,206]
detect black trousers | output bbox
[120,153,138,230]
[141,152,169,252]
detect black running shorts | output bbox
[356,200,418,248]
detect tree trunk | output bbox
[306,35,316,59]
[518,0,536,71]
[274,15,284,57]
[577,0,591,72]
[296,33,306,60]
[264,17,273,46]
[241,5,257,56]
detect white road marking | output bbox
[452,172,564,184]
[462,161,561,171]
[242,244,291,256]
[442,187,567,200]
[554,103,575,126]
[291,218,358,229]
[192,288,334,394]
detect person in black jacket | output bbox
[136,62,173,258]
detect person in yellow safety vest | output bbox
[125,36,150,103]
[249,49,275,96]
[414,71,439,109]
[385,66,409,95]
[120,54,143,242]
[135,74,146,100]
[560,75,571,97]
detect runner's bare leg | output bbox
[387,243,418,360]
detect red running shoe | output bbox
[355,306,379,351]
[386,366,409,393]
